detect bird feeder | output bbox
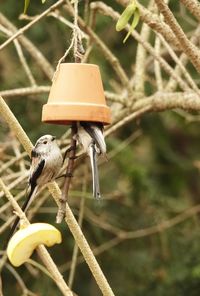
[42,63,111,125]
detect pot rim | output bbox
[59,62,99,68]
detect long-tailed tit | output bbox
[8,135,63,240]
[76,122,106,199]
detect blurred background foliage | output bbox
[1,1,200,295]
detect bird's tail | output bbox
[89,143,101,199]
[5,185,38,245]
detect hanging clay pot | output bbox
[42,63,111,125]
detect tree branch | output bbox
[154,0,200,72]
[179,0,200,22]
[116,0,181,49]
[0,0,65,52]
[0,13,54,80]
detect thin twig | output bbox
[0,25,36,86]
[179,0,200,22]
[133,0,153,96]
[13,40,36,86]
[154,0,200,72]
[153,3,165,91]
[68,165,87,288]
[26,259,52,278]
[0,13,54,80]
[0,276,3,296]
[91,2,189,92]
[56,124,77,223]
[63,200,115,296]
[116,0,180,49]
[0,216,15,235]
[12,139,26,173]
[60,201,200,272]
[6,263,37,296]
[0,0,65,51]
[166,25,200,91]
[0,86,50,98]
[154,36,163,90]
[159,33,200,96]
[0,151,27,174]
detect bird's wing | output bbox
[19,156,45,216]
[80,122,103,138]
[26,157,45,207]
[80,122,106,154]
[29,154,45,187]
[5,158,45,245]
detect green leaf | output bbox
[123,7,140,43]
[116,1,136,32]
[24,0,30,14]
[41,0,46,3]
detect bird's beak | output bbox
[52,136,56,141]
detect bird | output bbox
[7,134,63,242]
[76,121,106,199]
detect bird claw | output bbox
[56,173,73,179]
[66,172,73,178]
[63,146,77,164]
[69,156,78,160]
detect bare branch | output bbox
[180,0,200,22]
[0,0,65,52]
[0,86,50,98]
[0,13,54,80]
[116,0,181,49]
[154,0,200,72]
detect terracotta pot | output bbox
[42,63,111,125]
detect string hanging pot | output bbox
[42,63,111,125]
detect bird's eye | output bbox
[43,141,47,144]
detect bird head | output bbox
[34,135,57,154]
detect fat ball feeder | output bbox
[42,63,111,125]
[42,62,111,223]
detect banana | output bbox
[7,223,62,267]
